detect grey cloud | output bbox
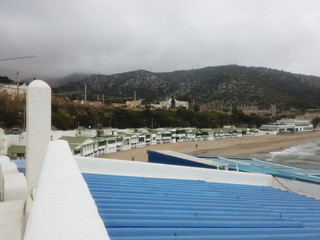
[1,0,320,80]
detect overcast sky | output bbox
[1,0,320,80]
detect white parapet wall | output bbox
[0,200,26,240]
[24,140,109,240]
[76,156,274,187]
[0,158,19,201]
[3,173,27,201]
[26,80,51,193]
[0,156,27,240]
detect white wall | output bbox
[51,130,76,140]
[0,156,27,240]
[0,200,25,240]
[76,129,97,138]
[76,156,274,187]
[26,80,51,192]
[24,140,109,240]
[7,133,27,147]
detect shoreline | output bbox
[98,130,320,162]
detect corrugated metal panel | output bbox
[83,173,320,240]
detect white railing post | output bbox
[26,80,51,193]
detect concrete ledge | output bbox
[0,156,10,163]
[3,173,28,201]
[0,162,18,175]
[273,176,320,199]
[0,161,19,201]
[0,200,25,240]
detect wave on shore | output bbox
[269,139,320,170]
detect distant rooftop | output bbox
[59,136,92,144]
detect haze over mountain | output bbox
[57,65,320,109]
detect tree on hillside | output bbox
[312,117,320,129]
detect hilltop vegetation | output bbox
[0,92,24,129]
[0,91,269,130]
[58,65,320,110]
[2,65,320,131]
[0,76,14,84]
[51,99,269,130]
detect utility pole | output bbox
[134,91,136,108]
[84,84,87,103]
[16,71,20,98]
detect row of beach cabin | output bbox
[58,127,260,157]
[5,118,313,159]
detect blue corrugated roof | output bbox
[10,159,26,174]
[148,151,320,184]
[201,157,320,184]
[83,173,320,240]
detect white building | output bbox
[121,135,132,151]
[106,138,117,153]
[76,129,97,138]
[152,97,189,109]
[126,99,142,108]
[0,83,28,95]
[260,118,313,134]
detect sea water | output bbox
[268,138,320,170]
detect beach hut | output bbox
[120,135,131,151]
[130,134,138,148]
[106,138,117,153]
[96,138,107,155]
[7,145,26,159]
[137,134,146,148]
[196,129,210,141]
[176,129,186,142]
[59,136,96,157]
[161,131,172,143]
[186,129,196,141]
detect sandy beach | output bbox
[99,130,320,162]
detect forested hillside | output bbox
[58,65,320,109]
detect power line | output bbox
[0,56,36,62]
[0,68,52,80]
